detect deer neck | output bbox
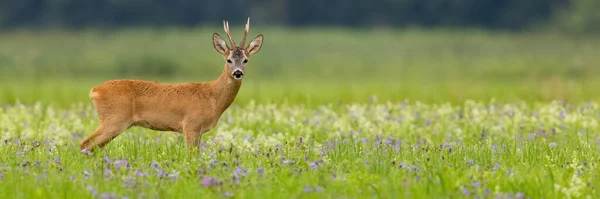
[210,64,243,113]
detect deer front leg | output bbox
[182,117,219,151]
[182,123,206,152]
[184,130,202,150]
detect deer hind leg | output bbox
[81,89,133,153]
[80,119,130,152]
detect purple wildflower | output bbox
[224,192,234,197]
[123,179,137,188]
[304,186,313,192]
[71,133,81,140]
[232,172,240,184]
[467,160,473,166]
[315,186,324,192]
[257,167,264,177]
[150,161,159,169]
[320,149,325,156]
[70,175,74,182]
[80,148,92,155]
[0,172,4,180]
[33,161,41,167]
[298,137,303,146]
[115,159,130,170]
[398,162,405,168]
[484,189,490,196]
[362,138,368,144]
[20,162,29,167]
[332,173,337,179]
[385,136,394,145]
[135,170,145,177]
[83,170,91,177]
[494,163,500,170]
[462,188,469,195]
[201,177,217,186]
[103,157,111,164]
[86,186,98,196]
[100,193,117,199]
[104,169,113,178]
[472,181,481,188]
[394,139,401,151]
[235,166,248,176]
[308,162,318,169]
[55,157,62,165]
[197,167,204,176]
[425,119,431,126]
[515,192,525,199]
[156,170,167,179]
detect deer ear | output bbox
[246,34,263,56]
[213,33,228,55]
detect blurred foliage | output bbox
[1,0,596,32]
[550,0,600,34]
[0,28,598,107]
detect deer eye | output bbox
[243,59,248,63]
[227,59,232,63]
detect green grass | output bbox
[1,27,599,107]
[1,101,599,198]
[1,28,600,198]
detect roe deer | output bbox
[79,18,264,153]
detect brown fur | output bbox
[79,18,263,152]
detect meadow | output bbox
[1,28,599,106]
[1,100,599,198]
[0,28,599,198]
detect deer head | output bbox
[213,17,264,80]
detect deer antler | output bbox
[222,20,236,48]
[240,17,250,48]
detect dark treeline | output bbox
[0,0,597,32]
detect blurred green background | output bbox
[0,0,599,107]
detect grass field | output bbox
[1,101,599,198]
[1,28,599,106]
[0,28,599,198]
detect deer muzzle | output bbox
[232,70,244,80]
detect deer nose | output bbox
[232,70,244,79]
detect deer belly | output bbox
[133,114,183,132]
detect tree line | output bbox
[0,0,597,33]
